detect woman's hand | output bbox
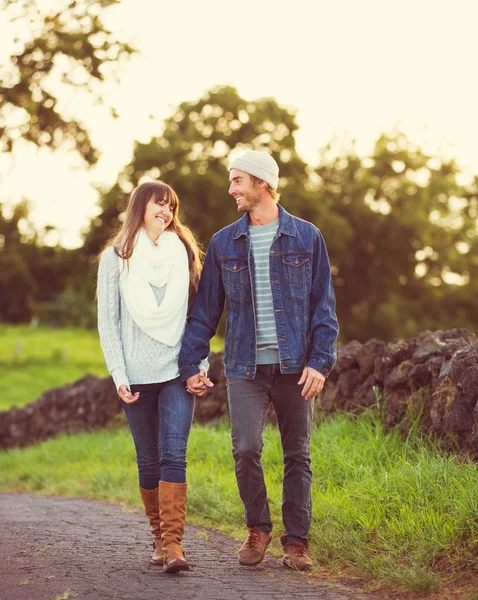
[186,370,214,397]
[118,385,140,404]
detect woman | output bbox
[97,181,205,573]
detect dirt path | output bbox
[0,493,370,600]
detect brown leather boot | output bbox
[159,481,189,573]
[283,542,314,570]
[238,527,272,566]
[139,486,163,565]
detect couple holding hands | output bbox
[97,149,339,574]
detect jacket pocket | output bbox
[222,259,248,294]
[282,254,310,287]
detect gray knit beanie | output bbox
[229,150,279,190]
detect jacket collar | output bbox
[233,204,297,239]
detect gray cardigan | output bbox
[97,246,205,390]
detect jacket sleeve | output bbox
[97,248,130,390]
[179,235,225,381]
[306,229,339,377]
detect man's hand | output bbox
[118,384,139,404]
[186,370,214,397]
[298,367,325,401]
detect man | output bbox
[179,149,338,570]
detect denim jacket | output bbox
[179,205,338,381]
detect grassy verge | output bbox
[0,324,108,411]
[0,324,223,411]
[0,411,476,595]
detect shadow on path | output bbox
[0,493,368,600]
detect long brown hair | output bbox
[102,181,203,302]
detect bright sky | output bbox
[1,0,478,247]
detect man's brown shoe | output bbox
[238,528,272,566]
[283,542,314,570]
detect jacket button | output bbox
[246,371,250,376]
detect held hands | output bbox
[186,369,214,397]
[118,384,139,404]
[298,367,325,401]
[119,368,321,402]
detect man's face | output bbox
[228,169,261,213]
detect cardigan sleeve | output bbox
[97,247,129,390]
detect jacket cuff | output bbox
[179,364,201,382]
[306,358,332,378]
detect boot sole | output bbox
[163,560,189,573]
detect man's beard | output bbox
[236,192,261,212]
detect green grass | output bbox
[0,324,223,411]
[1,411,476,593]
[1,324,476,593]
[0,324,108,411]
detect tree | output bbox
[0,201,86,322]
[0,0,134,324]
[85,92,478,343]
[317,132,478,341]
[84,85,345,255]
[0,0,134,164]
[0,202,37,321]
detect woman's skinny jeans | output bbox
[121,377,194,490]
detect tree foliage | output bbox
[0,0,133,324]
[84,85,335,255]
[316,133,478,340]
[84,87,478,341]
[0,0,134,163]
[0,202,78,322]
[4,81,478,341]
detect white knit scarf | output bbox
[119,228,189,346]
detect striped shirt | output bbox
[249,219,280,365]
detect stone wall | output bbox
[0,354,228,450]
[321,328,478,457]
[1,330,477,457]
[0,374,121,449]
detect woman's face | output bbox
[143,194,174,238]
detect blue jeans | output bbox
[122,378,194,489]
[227,365,314,548]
